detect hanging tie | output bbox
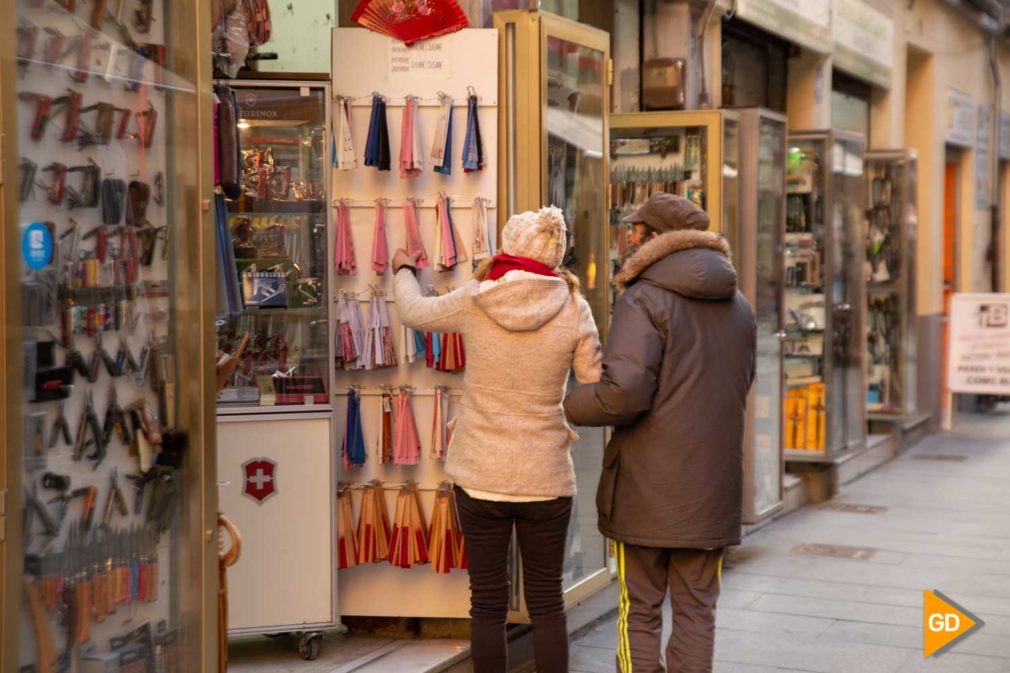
[342,388,366,469]
[333,96,357,171]
[337,487,359,570]
[462,90,484,173]
[402,200,430,269]
[364,94,390,171]
[393,387,421,466]
[400,96,423,179]
[334,200,357,275]
[371,200,389,274]
[471,197,492,267]
[431,93,453,175]
[378,387,394,464]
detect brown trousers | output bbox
[615,544,724,673]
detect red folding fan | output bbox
[352,0,469,46]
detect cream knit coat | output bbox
[394,268,602,497]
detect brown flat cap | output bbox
[622,192,711,232]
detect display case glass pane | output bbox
[784,138,828,454]
[545,34,608,590]
[723,117,741,252]
[865,152,917,417]
[752,116,785,512]
[831,136,867,451]
[216,85,330,410]
[12,0,201,668]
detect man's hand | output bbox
[392,249,420,272]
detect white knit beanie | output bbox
[501,206,567,269]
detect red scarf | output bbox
[486,253,558,281]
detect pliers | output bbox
[49,400,73,448]
[73,391,106,468]
[102,384,132,446]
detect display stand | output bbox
[330,28,499,619]
[864,150,919,421]
[4,0,216,670]
[784,130,868,462]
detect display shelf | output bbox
[215,82,332,412]
[5,0,214,670]
[784,130,868,461]
[863,150,918,420]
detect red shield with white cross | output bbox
[242,458,278,504]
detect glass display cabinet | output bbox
[1,0,216,670]
[496,9,611,611]
[609,110,737,305]
[215,82,332,413]
[737,109,787,523]
[784,130,868,462]
[864,150,918,421]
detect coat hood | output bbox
[472,273,571,331]
[615,229,737,299]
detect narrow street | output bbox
[570,411,1010,673]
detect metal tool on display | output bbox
[16,21,39,72]
[49,400,73,448]
[102,384,133,446]
[19,92,53,140]
[62,31,93,84]
[20,158,38,201]
[42,27,67,68]
[73,390,105,468]
[133,0,154,33]
[103,469,129,527]
[25,575,58,673]
[66,160,101,209]
[37,162,67,205]
[133,102,157,148]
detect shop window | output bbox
[721,20,788,112]
[831,71,871,138]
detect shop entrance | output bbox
[941,156,960,426]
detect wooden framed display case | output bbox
[737,109,787,523]
[864,150,918,421]
[784,130,868,462]
[1,0,218,670]
[496,10,612,613]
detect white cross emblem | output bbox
[249,469,272,490]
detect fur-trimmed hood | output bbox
[614,229,737,299]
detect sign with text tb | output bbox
[948,293,1010,394]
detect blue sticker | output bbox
[22,222,53,270]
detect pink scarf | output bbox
[371,201,389,274]
[334,200,357,275]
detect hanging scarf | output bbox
[336,292,366,370]
[342,388,366,469]
[337,487,359,570]
[363,94,390,171]
[462,92,484,173]
[402,200,430,269]
[471,197,492,267]
[371,200,389,274]
[378,387,394,464]
[487,253,558,281]
[332,96,357,171]
[431,386,450,460]
[388,483,429,569]
[399,96,424,179]
[402,324,419,364]
[435,194,468,272]
[393,387,421,466]
[364,290,396,370]
[356,481,391,564]
[334,200,357,275]
[431,93,453,175]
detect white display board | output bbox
[218,414,336,631]
[330,28,499,618]
[948,293,1010,394]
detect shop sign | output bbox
[389,39,451,79]
[735,0,832,54]
[945,89,975,148]
[1000,112,1010,160]
[832,0,893,89]
[235,89,320,123]
[975,105,991,210]
[948,293,1010,395]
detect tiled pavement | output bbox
[569,410,1010,673]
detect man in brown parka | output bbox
[564,193,756,673]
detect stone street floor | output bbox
[570,410,1010,673]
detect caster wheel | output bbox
[299,633,322,661]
